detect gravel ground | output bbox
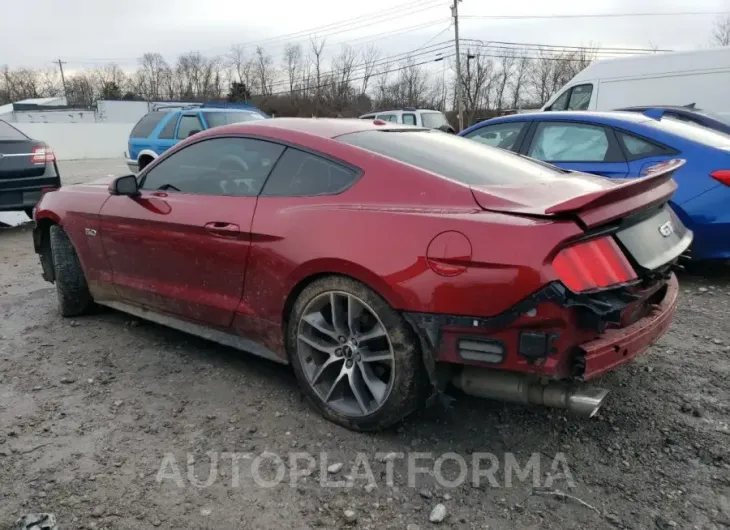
[1,160,729,529]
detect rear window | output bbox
[420,112,448,129]
[647,117,730,149]
[203,111,265,128]
[130,112,167,138]
[0,120,29,140]
[338,130,568,186]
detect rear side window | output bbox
[158,115,178,139]
[176,115,203,139]
[261,148,359,196]
[339,130,569,186]
[130,112,167,138]
[617,132,671,160]
[421,112,448,129]
[402,114,417,126]
[204,111,265,128]
[0,120,28,140]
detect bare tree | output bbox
[460,50,494,123]
[135,53,170,100]
[309,37,326,101]
[509,53,531,108]
[361,44,380,95]
[65,73,96,107]
[711,15,730,46]
[228,44,256,95]
[493,52,515,111]
[254,47,275,96]
[282,44,302,95]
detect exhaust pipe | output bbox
[452,368,609,418]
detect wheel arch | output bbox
[281,258,409,330]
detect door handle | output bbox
[204,222,241,237]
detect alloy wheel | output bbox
[297,291,395,417]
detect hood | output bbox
[470,159,684,229]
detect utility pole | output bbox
[56,59,68,99]
[451,0,464,132]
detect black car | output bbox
[0,120,60,218]
[616,105,730,135]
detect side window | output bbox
[130,112,167,138]
[567,84,593,111]
[402,113,417,126]
[176,114,203,139]
[158,115,179,140]
[528,122,611,162]
[376,114,397,122]
[140,138,285,196]
[261,148,360,197]
[617,132,671,160]
[548,89,571,111]
[464,122,526,151]
[360,114,375,120]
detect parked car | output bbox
[0,119,59,219]
[541,46,730,121]
[616,105,730,135]
[34,118,690,431]
[125,104,267,173]
[359,108,455,132]
[459,110,729,260]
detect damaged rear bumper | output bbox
[578,273,678,380]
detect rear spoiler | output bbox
[544,159,685,216]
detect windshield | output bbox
[204,111,265,128]
[420,112,449,129]
[338,129,573,186]
[648,116,730,149]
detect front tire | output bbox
[49,225,95,317]
[287,276,427,431]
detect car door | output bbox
[462,121,529,152]
[99,136,286,328]
[153,113,180,155]
[524,121,629,178]
[232,147,362,352]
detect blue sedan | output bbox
[460,111,730,260]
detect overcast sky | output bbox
[1,0,728,72]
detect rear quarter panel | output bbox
[237,131,585,354]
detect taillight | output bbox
[710,170,730,186]
[552,236,637,293]
[31,146,56,164]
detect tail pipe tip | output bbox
[453,368,609,419]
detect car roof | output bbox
[202,117,425,139]
[466,111,654,132]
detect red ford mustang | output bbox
[33,118,692,431]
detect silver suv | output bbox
[359,108,455,133]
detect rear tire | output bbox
[287,275,427,432]
[49,225,95,317]
[138,155,153,172]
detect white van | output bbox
[541,47,730,120]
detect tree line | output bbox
[3,14,727,126]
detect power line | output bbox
[461,11,729,21]
[460,38,671,54]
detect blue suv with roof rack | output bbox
[125,102,268,173]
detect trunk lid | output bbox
[0,139,48,179]
[469,159,684,230]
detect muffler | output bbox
[452,367,609,418]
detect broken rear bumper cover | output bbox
[404,273,679,387]
[578,273,678,380]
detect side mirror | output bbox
[109,174,139,196]
[187,129,201,138]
